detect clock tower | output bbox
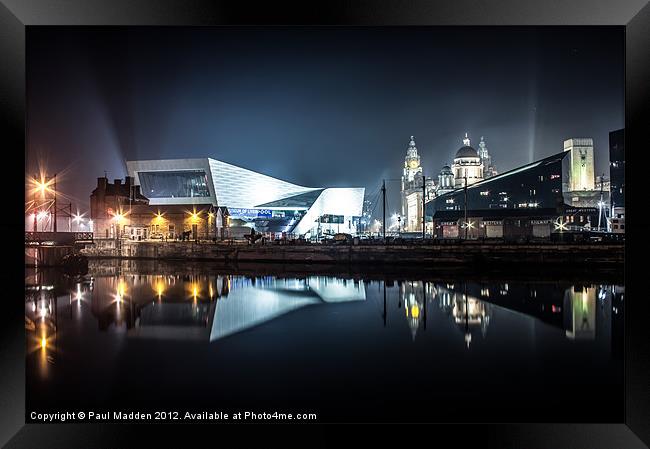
[402,136,422,185]
[401,136,424,231]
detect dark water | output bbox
[25,261,624,423]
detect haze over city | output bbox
[26,26,623,210]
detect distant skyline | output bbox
[26,26,624,212]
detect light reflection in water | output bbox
[25,270,624,358]
[24,266,624,423]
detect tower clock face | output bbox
[409,160,419,169]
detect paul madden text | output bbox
[30,410,318,422]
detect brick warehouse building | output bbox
[90,177,229,240]
[90,176,149,238]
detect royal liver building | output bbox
[400,133,498,234]
[401,136,425,232]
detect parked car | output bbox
[333,233,352,244]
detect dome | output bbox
[440,165,453,175]
[455,145,479,159]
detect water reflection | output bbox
[25,279,58,378]
[25,267,624,381]
[25,265,625,422]
[392,280,623,349]
[25,272,625,344]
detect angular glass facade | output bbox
[126,158,365,236]
[138,170,211,199]
[427,151,568,217]
[256,189,325,209]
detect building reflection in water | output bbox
[564,285,596,340]
[211,276,366,341]
[452,291,491,348]
[396,281,492,347]
[26,265,622,365]
[400,281,426,340]
[395,281,621,347]
[77,273,365,342]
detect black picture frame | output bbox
[3,1,648,447]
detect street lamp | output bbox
[72,212,84,232]
[31,173,58,232]
[597,200,606,232]
[461,220,475,230]
[208,211,214,241]
[554,217,568,232]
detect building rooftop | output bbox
[90,177,149,202]
[432,207,561,220]
[455,145,479,159]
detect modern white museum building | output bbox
[125,158,365,238]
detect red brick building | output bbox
[90,177,229,240]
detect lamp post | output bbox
[464,175,468,240]
[382,179,386,241]
[53,173,57,232]
[598,173,605,232]
[208,208,214,241]
[422,174,426,239]
[32,176,38,232]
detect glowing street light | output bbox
[31,176,53,197]
[554,217,568,232]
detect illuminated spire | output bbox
[478,136,487,158]
[406,135,419,158]
[463,132,470,146]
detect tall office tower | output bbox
[564,138,595,191]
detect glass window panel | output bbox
[138,171,210,198]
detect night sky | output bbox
[26,26,624,213]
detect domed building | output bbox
[437,165,455,195]
[452,133,484,188]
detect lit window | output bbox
[480,191,489,196]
